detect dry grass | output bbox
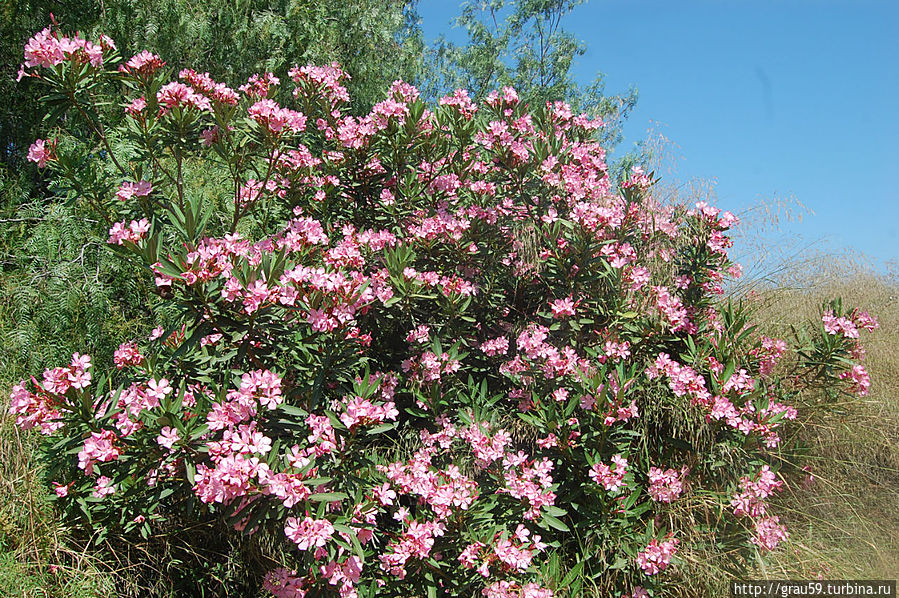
[0,402,119,597]
[642,126,899,589]
[744,266,899,580]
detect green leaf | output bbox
[366,422,396,435]
[559,560,585,587]
[279,403,309,418]
[308,492,349,503]
[543,505,567,517]
[541,513,570,532]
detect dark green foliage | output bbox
[97,0,425,115]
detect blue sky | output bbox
[417,1,899,272]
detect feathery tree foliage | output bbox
[424,0,638,149]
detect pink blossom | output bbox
[114,342,144,369]
[839,364,871,396]
[263,567,307,598]
[372,483,397,506]
[635,536,679,575]
[78,430,121,475]
[156,426,180,451]
[180,69,240,105]
[589,455,628,493]
[405,325,430,344]
[146,378,172,402]
[731,465,783,518]
[120,51,165,76]
[549,297,576,318]
[480,336,509,356]
[285,516,334,551]
[116,180,152,201]
[157,81,212,113]
[92,476,117,498]
[751,516,789,551]
[852,309,879,332]
[23,28,64,68]
[108,219,150,245]
[822,310,859,339]
[648,466,687,503]
[193,454,268,504]
[27,139,53,167]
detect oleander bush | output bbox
[8,26,880,597]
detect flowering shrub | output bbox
[11,25,879,597]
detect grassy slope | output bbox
[751,273,899,580]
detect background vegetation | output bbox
[0,0,894,596]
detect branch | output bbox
[0,217,99,224]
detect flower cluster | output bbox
[647,466,687,503]
[23,27,106,70]
[635,536,680,575]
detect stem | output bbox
[174,145,185,209]
[71,91,128,176]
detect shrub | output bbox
[9,26,878,597]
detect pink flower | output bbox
[405,325,430,344]
[284,516,334,551]
[23,28,64,68]
[116,180,153,202]
[372,483,397,506]
[852,309,879,332]
[77,429,122,475]
[822,310,859,339]
[439,89,478,118]
[157,82,212,113]
[839,364,871,396]
[480,336,509,356]
[27,139,53,167]
[146,378,173,402]
[249,99,307,135]
[108,219,150,245]
[549,297,576,318]
[156,426,180,451]
[648,466,687,503]
[125,97,147,117]
[92,476,117,498]
[635,536,679,575]
[114,342,144,369]
[589,455,628,493]
[120,51,165,76]
[751,516,789,551]
[240,72,280,98]
[263,567,307,598]
[731,465,783,518]
[536,434,558,449]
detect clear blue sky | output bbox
[417,0,899,271]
